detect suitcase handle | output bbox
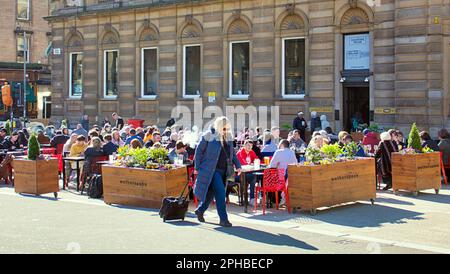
[178,179,191,200]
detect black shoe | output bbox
[195,210,205,223]
[382,184,392,191]
[219,220,232,227]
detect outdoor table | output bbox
[62,156,85,191]
[238,165,268,213]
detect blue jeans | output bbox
[196,169,228,221]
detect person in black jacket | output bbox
[292,112,308,142]
[102,134,119,156]
[50,130,70,149]
[420,131,439,151]
[112,112,124,130]
[1,132,21,151]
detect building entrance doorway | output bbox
[343,86,369,132]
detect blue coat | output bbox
[194,128,241,202]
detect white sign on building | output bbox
[344,33,370,70]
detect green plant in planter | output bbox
[149,147,168,165]
[4,120,11,136]
[281,123,292,131]
[422,146,434,153]
[305,147,323,164]
[117,146,131,159]
[407,123,422,152]
[27,134,40,160]
[320,143,343,162]
[343,141,359,159]
[130,147,152,168]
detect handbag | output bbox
[220,141,235,183]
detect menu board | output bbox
[344,33,370,70]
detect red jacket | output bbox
[237,148,258,165]
[362,132,380,153]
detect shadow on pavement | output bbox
[215,226,318,251]
[406,191,450,205]
[165,220,200,227]
[373,197,415,206]
[247,202,424,228]
[18,193,58,201]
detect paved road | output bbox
[1,184,449,254]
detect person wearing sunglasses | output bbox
[193,116,242,227]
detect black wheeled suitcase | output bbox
[159,181,190,222]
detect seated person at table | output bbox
[82,137,105,189]
[50,130,70,151]
[375,132,399,190]
[63,134,78,156]
[342,135,366,157]
[307,135,324,150]
[145,132,161,148]
[125,129,143,146]
[1,131,21,151]
[261,132,277,157]
[68,135,87,180]
[37,130,51,145]
[0,128,7,143]
[269,139,298,174]
[268,139,298,207]
[165,132,179,150]
[130,139,143,149]
[420,131,439,151]
[17,130,28,148]
[289,130,305,149]
[102,134,119,156]
[362,129,380,154]
[168,141,192,165]
[236,140,258,204]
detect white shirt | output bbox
[269,148,298,171]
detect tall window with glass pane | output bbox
[105,50,118,97]
[70,53,83,97]
[284,39,305,96]
[231,42,250,96]
[184,46,201,96]
[17,0,29,20]
[142,48,157,97]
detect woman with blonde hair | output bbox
[111,129,124,147]
[193,116,242,227]
[307,135,324,150]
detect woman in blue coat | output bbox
[194,117,242,227]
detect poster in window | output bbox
[344,33,370,70]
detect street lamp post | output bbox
[23,29,27,120]
[15,25,28,123]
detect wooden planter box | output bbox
[288,158,376,214]
[392,152,441,196]
[102,165,188,209]
[12,157,59,198]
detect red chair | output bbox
[188,168,198,206]
[254,168,291,215]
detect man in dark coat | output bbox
[102,134,119,156]
[50,130,70,149]
[292,112,308,141]
[375,132,399,190]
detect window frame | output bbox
[103,49,119,99]
[17,0,30,21]
[69,52,83,99]
[16,32,30,63]
[229,41,250,99]
[182,44,202,99]
[140,47,158,99]
[281,37,306,99]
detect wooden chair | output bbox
[80,155,108,194]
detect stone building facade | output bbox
[46,0,450,135]
[0,0,53,119]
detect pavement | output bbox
[1,182,450,254]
